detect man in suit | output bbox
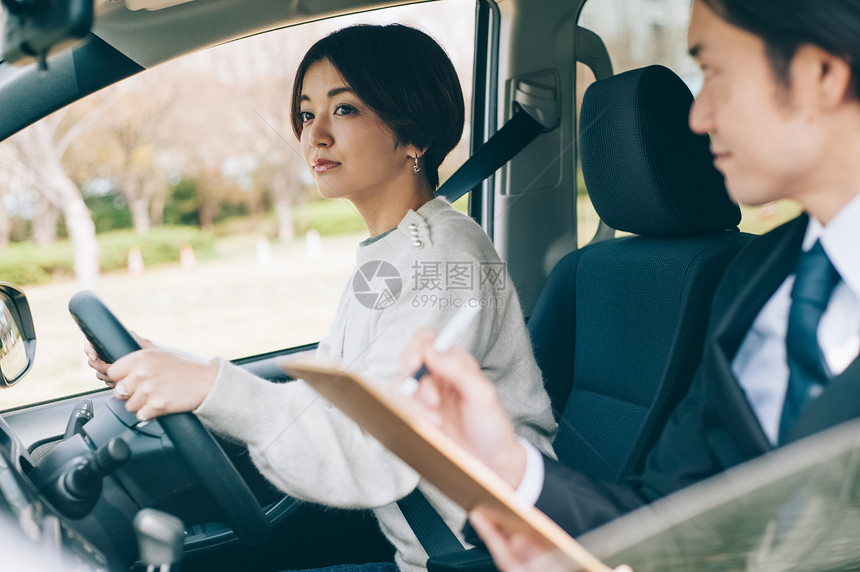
[400,0,860,569]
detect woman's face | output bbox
[298,59,419,203]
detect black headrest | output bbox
[580,65,740,237]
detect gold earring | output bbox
[412,156,421,174]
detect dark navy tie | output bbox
[779,240,841,443]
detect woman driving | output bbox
[89,24,556,572]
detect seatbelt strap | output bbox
[437,108,545,203]
[398,108,547,559]
[397,489,465,557]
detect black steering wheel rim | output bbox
[70,290,271,546]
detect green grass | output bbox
[293,195,469,235]
[98,227,216,269]
[214,195,471,241]
[1,194,474,287]
[739,201,802,235]
[294,199,367,236]
[0,227,215,286]
[0,242,74,285]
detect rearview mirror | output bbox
[1,0,93,70]
[0,283,36,387]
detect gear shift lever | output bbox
[133,509,184,572]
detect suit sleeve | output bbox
[535,455,647,536]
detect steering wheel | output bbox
[69,290,271,546]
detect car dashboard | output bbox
[0,415,109,571]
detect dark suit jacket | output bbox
[536,214,860,537]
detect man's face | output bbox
[687,0,828,208]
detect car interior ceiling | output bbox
[0,0,409,140]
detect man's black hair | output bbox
[702,0,860,96]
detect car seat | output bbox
[529,64,753,484]
[428,64,753,572]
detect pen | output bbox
[400,304,482,395]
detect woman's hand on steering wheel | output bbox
[72,290,271,544]
[85,331,154,388]
[91,344,220,422]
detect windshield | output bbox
[0,0,475,410]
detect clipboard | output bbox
[281,360,611,572]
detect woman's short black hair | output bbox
[701,0,860,96]
[291,24,465,189]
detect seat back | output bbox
[529,65,752,484]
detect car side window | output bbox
[575,0,800,245]
[576,63,600,247]
[0,0,476,411]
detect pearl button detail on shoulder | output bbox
[409,223,424,249]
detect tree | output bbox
[149,69,251,229]
[31,195,62,245]
[194,26,317,242]
[68,74,178,235]
[0,198,8,250]
[6,112,100,289]
[0,145,25,249]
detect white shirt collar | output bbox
[803,192,860,303]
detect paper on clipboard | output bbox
[280,360,611,572]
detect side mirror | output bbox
[0,283,36,387]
